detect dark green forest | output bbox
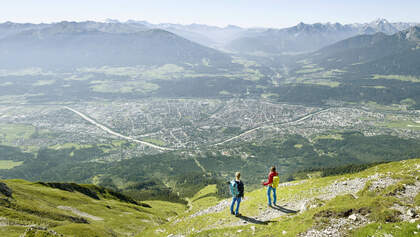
[2,132,420,202]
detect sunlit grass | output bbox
[382,120,420,130]
[0,124,35,145]
[0,179,183,236]
[143,138,166,146]
[143,159,420,237]
[313,134,344,141]
[373,74,420,83]
[0,160,23,169]
[296,67,324,74]
[90,80,159,94]
[32,80,56,86]
[261,93,279,99]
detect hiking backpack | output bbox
[230,180,239,197]
[272,176,280,188]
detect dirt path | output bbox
[193,157,206,173]
[185,198,193,213]
[57,206,103,221]
[187,174,402,230]
[189,200,230,218]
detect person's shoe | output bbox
[235,213,241,217]
[268,204,272,208]
[230,211,235,215]
[273,203,277,206]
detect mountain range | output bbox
[1,18,420,237]
[0,18,418,67]
[0,19,419,107]
[0,21,231,69]
[309,25,420,75]
[227,19,418,55]
[121,18,418,53]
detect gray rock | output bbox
[189,199,230,218]
[0,182,12,197]
[348,214,357,221]
[407,209,417,218]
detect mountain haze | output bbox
[1,14,420,237]
[0,19,417,67]
[101,18,418,54]
[0,21,231,69]
[227,19,418,55]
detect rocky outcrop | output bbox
[0,182,12,197]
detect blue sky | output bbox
[1,0,419,27]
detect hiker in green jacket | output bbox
[230,172,244,216]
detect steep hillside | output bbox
[0,159,418,236]
[142,159,420,236]
[311,26,420,75]
[272,26,420,107]
[0,180,185,236]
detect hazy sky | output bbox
[1,0,420,28]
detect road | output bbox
[65,105,329,150]
[214,108,330,146]
[64,106,175,151]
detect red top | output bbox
[263,171,278,186]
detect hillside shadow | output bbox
[272,204,299,214]
[237,215,275,225]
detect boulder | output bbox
[348,214,357,221]
[407,209,417,218]
[0,182,12,197]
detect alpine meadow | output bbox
[0,1,420,236]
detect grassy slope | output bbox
[142,158,420,237]
[0,160,23,170]
[0,159,418,236]
[0,180,185,236]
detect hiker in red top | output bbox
[262,166,278,207]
